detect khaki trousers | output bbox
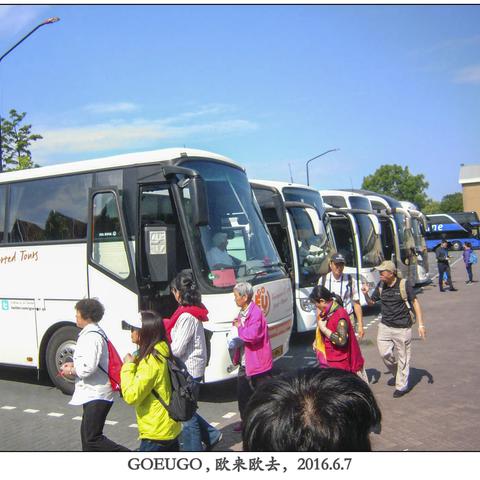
[377,322,412,391]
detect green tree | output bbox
[422,199,441,215]
[1,109,42,171]
[440,192,463,212]
[362,164,429,209]
[422,193,463,214]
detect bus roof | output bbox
[0,147,239,184]
[343,189,403,209]
[250,179,321,193]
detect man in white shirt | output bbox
[207,232,239,269]
[319,253,364,338]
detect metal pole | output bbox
[0,17,60,172]
[305,148,340,186]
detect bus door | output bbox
[377,214,396,263]
[136,182,191,317]
[87,188,139,354]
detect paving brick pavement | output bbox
[218,256,480,452]
[366,257,480,451]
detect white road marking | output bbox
[72,416,83,421]
[48,412,64,417]
[222,412,237,419]
[129,424,138,428]
[105,420,118,426]
[1,406,16,410]
[24,409,39,413]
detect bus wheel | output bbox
[45,326,79,395]
[452,241,462,251]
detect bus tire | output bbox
[45,325,80,395]
[452,241,462,251]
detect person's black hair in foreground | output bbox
[243,367,381,451]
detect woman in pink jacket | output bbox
[232,282,273,433]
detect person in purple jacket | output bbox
[231,282,273,433]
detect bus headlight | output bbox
[300,298,315,312]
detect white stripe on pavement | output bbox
[24,409,39,413]
[47,412,64,417]
[1,406,16,410]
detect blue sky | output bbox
[0,4,479,201]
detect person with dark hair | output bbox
[309,285,365,379]
[463,241,475,284]
[242,367,381,451]
[231,281,273,433]
[436,240,457,292]
[165,270,222,451]
[362,260,425,398]
[60,298,129,451]
[120,311,181,452]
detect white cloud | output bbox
[82,102,139,114]
[31,114,257,162]
[453,65,480,84]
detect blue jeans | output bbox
[179,377,221,451]
[466,263,473,282]
[139,438,179,452]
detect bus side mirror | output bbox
[305,207,322,237]
[273,193,288,229]
[190,176,209,226]
[369,214,381,235]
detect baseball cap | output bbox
[330,253,346,264]
[375,260,397,273]
[121,313,143,330]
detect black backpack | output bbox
[151,351,198,422]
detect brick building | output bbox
[459,164,480,218]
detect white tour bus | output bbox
[319,190,384,305]
[250,180,335,332]
[353,190,418,286]
[400,201,430,285]
[0,148,293,394]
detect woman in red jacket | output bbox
[309,285,365,377]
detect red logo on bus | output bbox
[254,287,271,317]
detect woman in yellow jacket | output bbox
[121,311,181,451]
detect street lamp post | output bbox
[305,148,340,186]
[0,16,60,172]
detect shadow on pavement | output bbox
[0,365,54,388]
[408,367,434,390]
[199,377,237,403]
[367,368,382,384]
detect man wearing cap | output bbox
[362,260,426,398]
[319,253,364,339]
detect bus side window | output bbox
[91,192,130,279]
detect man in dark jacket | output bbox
[436,240,457,292]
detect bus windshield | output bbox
[349,196,371,211]
[353,213,383,268]
[179,160,285,288]
[283,187,325,216]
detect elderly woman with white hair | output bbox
[230,282,273,433]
